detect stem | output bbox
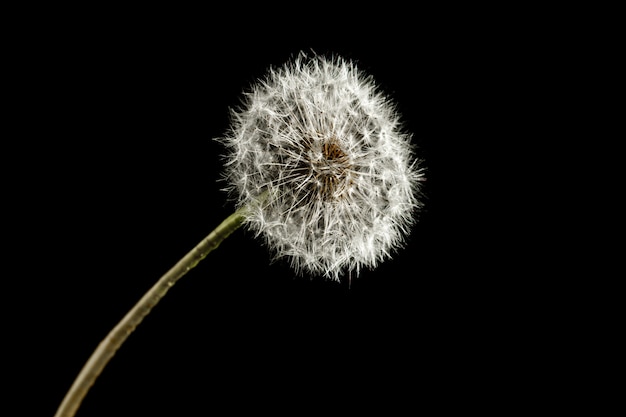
[54,208,247,417]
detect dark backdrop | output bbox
[12,8,558,416]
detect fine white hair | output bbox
[218,51,425,281]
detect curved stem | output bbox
[54,208,247,417]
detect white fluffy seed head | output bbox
[217,52,425,281]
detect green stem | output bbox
[54,208,247,417]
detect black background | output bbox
[8,6,573,416]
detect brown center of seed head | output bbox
[312,137,353,200]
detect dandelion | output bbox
[219,51,425,280]
[54,51,425,417]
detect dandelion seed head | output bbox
[217,52,425,281]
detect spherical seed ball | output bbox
[218,52,425,281]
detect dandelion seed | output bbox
[219,51,426,280]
